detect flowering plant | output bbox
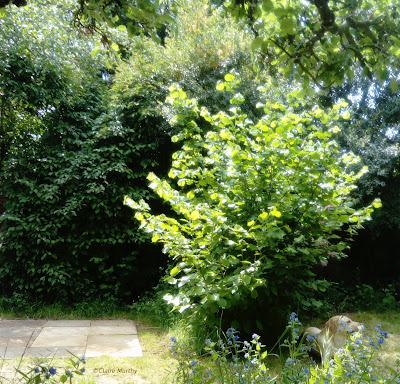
[14,354,86,384]
[170,313,399,384]
[169,328,275,383]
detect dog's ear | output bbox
[326,316,339,335]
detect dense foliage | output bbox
[0,0,166,301]
[0,0,266,302]
[126,76,381,336]
[217,0,400,89]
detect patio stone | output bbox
[32,327,89,348]
[0,320,143,359]
[85,334,142,357]
[90,325,138,335]
[45,320,91,327]
[26,346,86,358]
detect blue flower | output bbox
[378,337,385,345]
[45,372,51,379]
[80,368,86,373]
[80,356,87,364]
[304,368,309,374]
[66,370,73,378]
[49,367,57,375]
[380,330,388,338]
[170,336,177,343]
[34,367,40,373]
[190,360,198,367]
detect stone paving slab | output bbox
[0,319,142,359]
[85,334,141,358]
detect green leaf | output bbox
[190,210,200,220]
[390,78,398,92]
[251,36,264,50]
[110,42,120,52]
[270,209,281,218]
[170,267,181,277]
[217,298,228,307]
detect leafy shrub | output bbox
[0,88,168,301]
[126,75,381,337]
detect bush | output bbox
[126,75,381,338]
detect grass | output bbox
[0,294,400,383]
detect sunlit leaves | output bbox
[127,77,379,326]
[221,0,400,89]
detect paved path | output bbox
[0,319,142,359]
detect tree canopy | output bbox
[3,0,400,89]
[217,0,400,89]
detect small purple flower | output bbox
[190,360,197,367]
[170,336,177,343]
[49,367,57,375]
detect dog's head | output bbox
[325,315,360,335]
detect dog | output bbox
[304,315,361,362]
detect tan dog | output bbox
[304,315,361,362]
